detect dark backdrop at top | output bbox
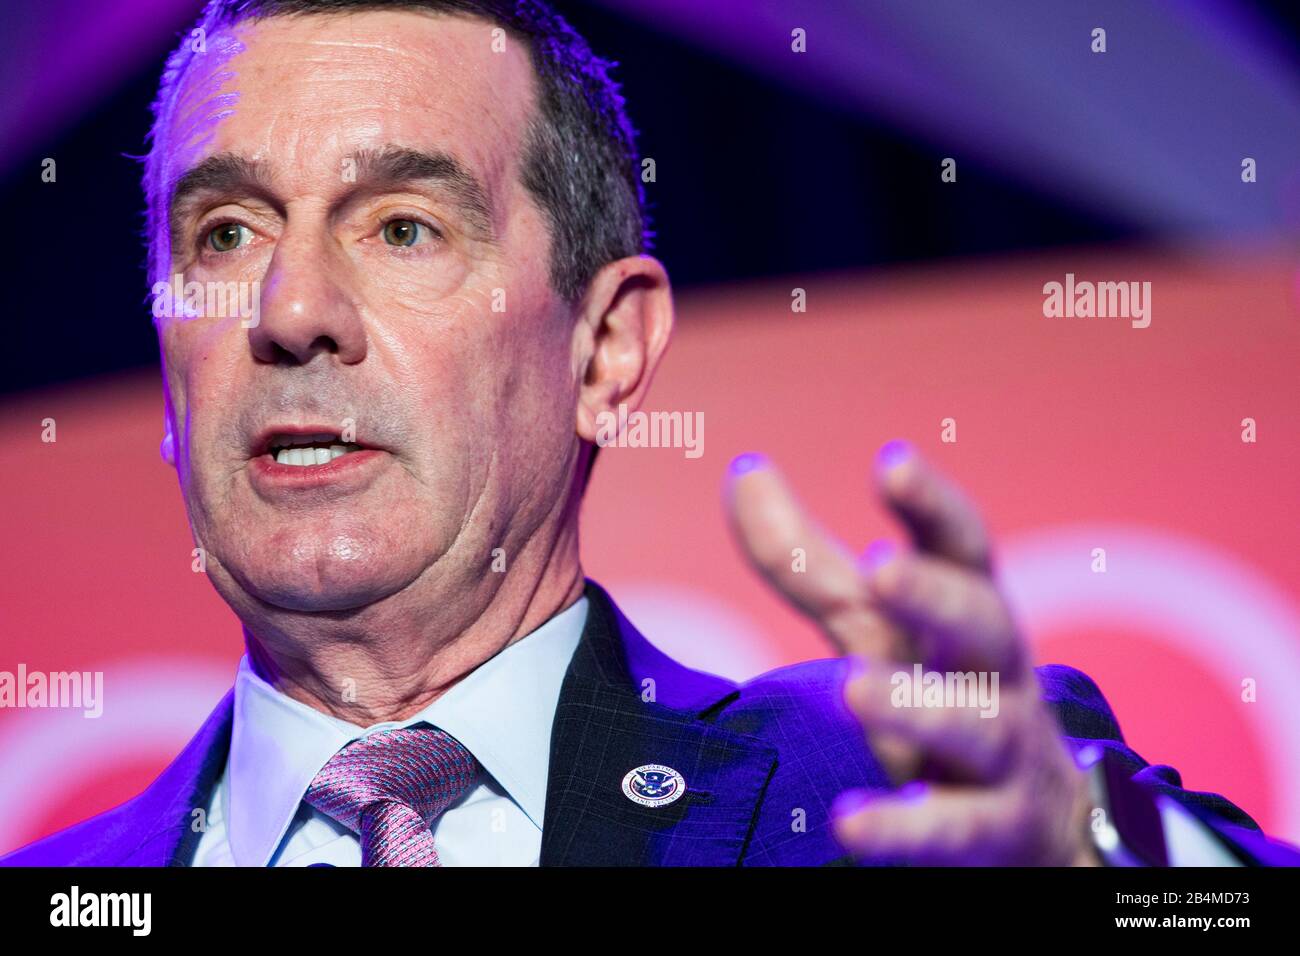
[2,0,1297,395]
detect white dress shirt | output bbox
[190,589,1236,866]
[192,596,588,867]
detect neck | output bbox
[242,499,586,726]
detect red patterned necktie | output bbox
[304,726,478,867]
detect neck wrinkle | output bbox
[243,473,588,724]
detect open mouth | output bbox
[254,430,369,468]
[269,435,362,467]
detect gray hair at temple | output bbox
[141,0,651,306]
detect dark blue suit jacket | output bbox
[3,581,1297,865]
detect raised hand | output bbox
[724,442,1097,866]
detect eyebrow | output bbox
[166,145,497,248]
[350,146,496,240]
[167,153,270,251]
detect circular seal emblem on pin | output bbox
[622,764,686,808]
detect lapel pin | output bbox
[622,764,686,808]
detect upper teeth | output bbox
[268,434,361,466]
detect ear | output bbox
[157,339,179,468]
[574,255,674,445]
[160,417,176,467]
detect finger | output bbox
[866,550,1026,675]
[832,782,1019,866]
[841,655,925,785]
[725,453,906,658]
[844,662,1019,783]
[874,441,992,572]
[724,453,859,616]
[833,741,1097,866]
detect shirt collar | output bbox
[226,595,588,867]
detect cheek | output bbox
[394,305,573,490]
[352,242,474,307]
[159,321,249,488]
[177,332,238,426]
[159,326,203,468]
[488,320,578,464]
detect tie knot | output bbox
[304,726,478,835]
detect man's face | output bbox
[156,11,579,617]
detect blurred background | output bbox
[2,0,1299,854]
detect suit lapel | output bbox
[104,581,773,867]
[120,690,233,866]
[540,582,777,866]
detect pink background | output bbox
[3,243,1298,854]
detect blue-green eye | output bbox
[382,219,421,246]
[207,222,248,252]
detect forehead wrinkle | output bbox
[154,12,539,276]
[150,31,247,281]
[165,31,246,155]
[231,14,499,83]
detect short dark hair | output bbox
[143,0,650,304]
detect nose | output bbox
[249,231,367,365]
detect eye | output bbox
[207,222,248,252]
[382,218,423,247]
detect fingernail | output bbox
[875,439,913,474]
[858,539,897,573]
[1073,743,1103,771]
[831,788,875,819]
[728,452,768,477]
[896,781,928,803]
[842,658,870,712]
[845,655,869,682]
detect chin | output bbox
[233,566,419,615]
[214,527,433,615]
